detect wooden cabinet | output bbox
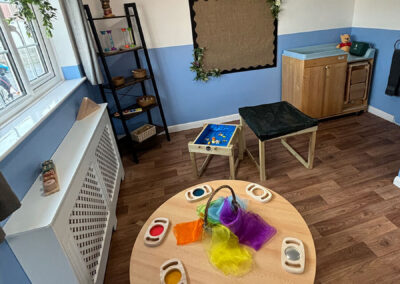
[282,55,373,119]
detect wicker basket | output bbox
[131,124,156,142]
[112,76,125,86]
[136,95,156,107]
[132,69,147,79]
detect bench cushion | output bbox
[239,101,318,141]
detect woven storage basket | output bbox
[132,69,147,79]
[136,95,156,107]
[131,124,156,142]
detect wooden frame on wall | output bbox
[188,0,278,74]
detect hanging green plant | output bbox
[267,0,281,19]
[7,0,57,38]
[190,47,221,82]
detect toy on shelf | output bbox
[336,34,352,52]
[144,218,170,247]
[281,237,305,274]
[160,258,187,284]
[245,183,272,203]
[76,97,100,121]
[185,184,212,202]
[113,108,142,118]
[41,160,59,196]
[132,68,146,79]
[136,95,155,107]
[121,28,130,49]
[100,31,110,52]
[128,27,136,47]
[106,30,117,51]
[100,0,114,18]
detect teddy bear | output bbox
[336,34,352,52]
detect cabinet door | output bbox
[322,62,347,117]
[302,65,326,118]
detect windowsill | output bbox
[0,77,87,162]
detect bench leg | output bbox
[229,154,235,180]
[259,140,266,181]
[308,131,317,169]
[239,117,247,160]
[190,152,198,177]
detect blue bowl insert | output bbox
[194,124,237,147]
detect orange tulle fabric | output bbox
[173,219,204,245]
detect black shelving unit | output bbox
[84,3,170,163]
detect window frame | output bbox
[0,2,62,126]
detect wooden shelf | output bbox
[112,103,158,120]
[104,76,151,90]
[100,46,143,57]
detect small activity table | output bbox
[239,101,318,181]
[129,180,316,283]
[188,123,242,179]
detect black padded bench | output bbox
[239,101,318,180]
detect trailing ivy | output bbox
[190,47,221,82]
[7,0,57,38]
[267,0,281,19]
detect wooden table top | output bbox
[129,180,316,283]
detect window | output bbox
[0,1,60,122]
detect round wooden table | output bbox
[130,180,316,283]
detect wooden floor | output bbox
[104,113,400,284]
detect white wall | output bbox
[352,0,400,30]
[49,0,79,67]
[83,0,356,49]
[278,0,355,35]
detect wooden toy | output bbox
[245,183,272,203]
[76,97,100,121]
[160,258,187,284]
[113,108,142,117]
[185,184,212,202]
[188,123,243,179]
[144,217,170,247]
[41,160,60,196]
[281,237,305,274]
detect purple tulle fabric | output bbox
[219,198,276,251]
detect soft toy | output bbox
[336,34,352,52]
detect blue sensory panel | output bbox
[194,124,237,147]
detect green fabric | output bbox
[239,101,318,141]
[350,41,370,57]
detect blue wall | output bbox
[0,81,97,284]
[351,27,400,123]
[104,27,352,135]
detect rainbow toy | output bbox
[160,258,187,284]
[185,184,212,202]
[281,237,305,274]
[144,217,169,247]
[245,183,273,203]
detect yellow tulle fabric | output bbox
[205,224,252,276]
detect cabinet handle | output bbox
[325,66,329,69]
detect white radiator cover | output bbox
[4,104,124,284]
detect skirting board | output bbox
[165,113,240,133]
[368,105,396,124]
[394,176,400,189]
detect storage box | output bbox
[131,124,156,142]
